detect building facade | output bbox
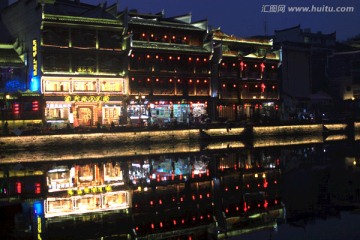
[1,0,283,128]
[326,50,360,119]
[212,29,280,123]
[1,0,127,128]
[0,38,43,129]
[125,10,212,126]
[274,25,336,121]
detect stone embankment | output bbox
[0,122,357,164]
[0,122,357,151]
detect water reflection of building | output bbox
[44,162,130,218]
[0,148,285,239]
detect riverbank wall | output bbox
[0,122,358,164]
[0,122,357,150]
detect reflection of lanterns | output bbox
[261,63,265,72]
[261,83,266,92]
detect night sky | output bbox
[80,0,360,41]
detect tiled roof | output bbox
[0,45,23,67]
[212,29,272,45]
[129,17,206,31]
[0,19,13,43]
[131,40,211,53]
[244,52,279,60]
[44,0,117,20]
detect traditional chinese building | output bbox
[125,9,213,126]
[1,0,127,128]
[212,29,280,123]
[0,28,43,129]
[274,25,336,121]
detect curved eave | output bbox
[0,47,24,67]
[43,14,122,27]
[131,41,211,54]
[243,55,279,61]
[222,52,239,57]
[129,19,205,32]
[213,37,272,46]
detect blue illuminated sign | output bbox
[30,76,40,92]
[33,201,43,215]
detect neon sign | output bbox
[77,67,95,73]
[37,216,42,240]
[32,40,38,77]
[64,95,110,103]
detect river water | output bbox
[0,136,360,240]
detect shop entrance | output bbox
[78,107,93,126]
